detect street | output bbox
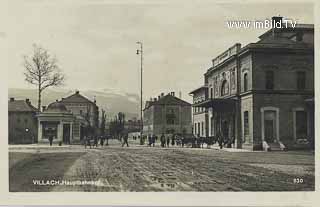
[9,140,314,192]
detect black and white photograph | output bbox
[2,0,316,202]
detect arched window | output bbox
[243,73,248,92]
[221,80,229,96]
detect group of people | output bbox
[83,135,109,149]
[159,133,176,148]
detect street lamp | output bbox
[136,41,143,145]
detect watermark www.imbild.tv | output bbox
[226,18,298,29]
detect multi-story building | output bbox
[60,90,99,129]
[124,118,141,133]
[190,17,314,151]
[37,91,99,144]
[8,98,38,144]
[189,86,208,138]
[143,92,192,136]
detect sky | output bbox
[3,0,314,103]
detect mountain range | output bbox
[8,88,140,120]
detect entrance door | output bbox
[264,110,276,143]
[63,124,71,144]
[264,120,274,143]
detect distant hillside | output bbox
[8,88,140,120]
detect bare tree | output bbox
[23,44,65,111]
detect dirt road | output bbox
[9,145,314,191]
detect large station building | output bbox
[190,17,314,151]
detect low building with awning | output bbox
[37,101,88,144]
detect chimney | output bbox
[272,16,283,37]
[42,106,46,112]
[150,97,153,101]
[158,95,160,100]
[179,91,182,99]
[171,92,175,96]
[56,99,59,102]
[161,93,164,97]
[9,97,14,102]
[153,98,157,102]
[75,90,79,94]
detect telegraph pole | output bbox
[136,41,143,144]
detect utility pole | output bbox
[136,41,143,145]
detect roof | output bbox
[46,101,69,113]
[8,99,38,112]
[60,91,96,105]
[258,24,314,40]
[238,35,313,57]
[192,98,237,112]
[189,86,208,95]
[144,94,191,110]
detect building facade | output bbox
[59,91,99,140]
[143,92,192,136]
[190,17,314,151]
[37,91,99,143]
[8,98,38,144]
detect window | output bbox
[197,123,200,136]
[265,71,274,90]
[210,88,213,98]
[24,118,28,124]
[243,73,248,92]
[221,80,229,96]
[297,71,306,90]
[201,122,204,136]
[296,111,307,139]
[244,111,249,143]
[17,118,21,123]
[194,123,197,134]
[80,110,83,115]
[166,109,175,125]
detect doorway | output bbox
[63,124,71,144]
[264,110,276,143]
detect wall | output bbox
[206,58,238,99]
[151,104,192,136]
[253,93,311,148]
[252,52,314,91]
[64,102,99,128]
[240,53,253,93]
[8,112,37,144]
[240,94,253,149]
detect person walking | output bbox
[152,134,156,147]
[49,135,53,146]
[148,134,152,147]
[218,132,224,149]
[160,133,165,148]
[122,134,129,147]
[171,134,176,146]
[93,136,98,148]
[100,135,104,146]
[166,134,170,148]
